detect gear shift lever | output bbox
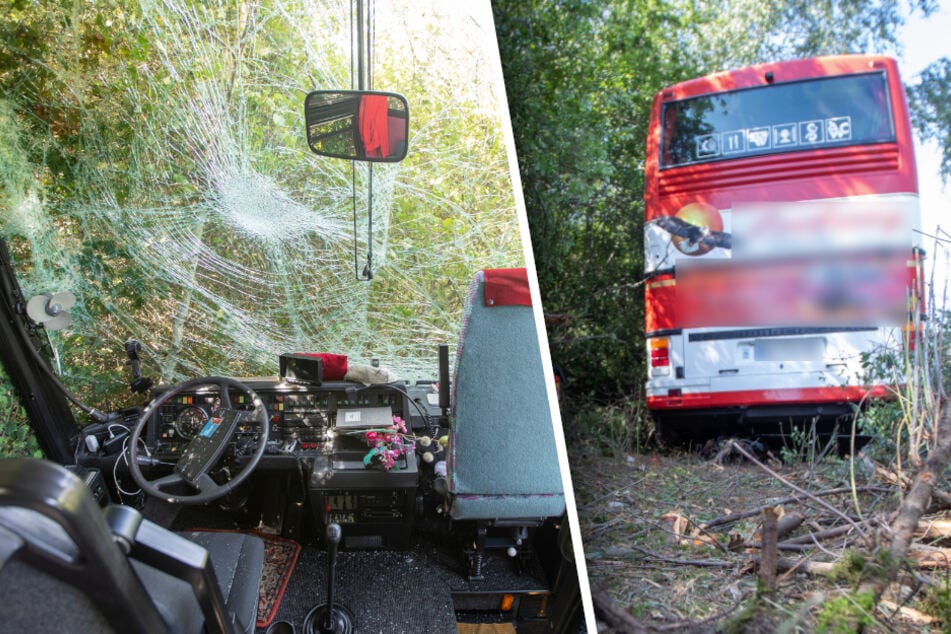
[304,523,354,634]
[321,523,345,633]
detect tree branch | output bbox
[701,486,889,530]
[860,404,951,600]
[727,440,869,540]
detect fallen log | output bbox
[781,522,863,545]
[930,488,951,508]
[592,589,650,634]
[884,406,951,563]
[876,465,951,509]
[915,517,951,541]
[750,554,836,576]
[702,487,889,530]
[907,544,951,568]
[594,586,748,634]
[749,511,805,546]
[859,403,951,600]
[630,544,734,568]
[875,464,911,489]
[879,600,938,626]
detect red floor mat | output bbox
[254,532,301,628]
[188,529,301,629]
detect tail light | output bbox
[650,338,670,376]
[905,247,926,351]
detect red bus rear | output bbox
[643,55,921,437]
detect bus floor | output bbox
[138,500,551,633]
[260,540,544,633]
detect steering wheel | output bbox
[128,376,269,505]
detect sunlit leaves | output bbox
[908,57,951,181]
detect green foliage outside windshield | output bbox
[0,1,523,454]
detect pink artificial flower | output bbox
[392,416,406,433]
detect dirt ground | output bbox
[570,445,951,633]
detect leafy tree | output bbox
[908,57,951,180]
[494,0,705,401]
[693,0,937,69]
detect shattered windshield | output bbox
[0,1,521,405]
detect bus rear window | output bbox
[660,72,895,168]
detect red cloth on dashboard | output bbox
[358,95,390,158]
[483,268,532,307]
[295,352,348,380]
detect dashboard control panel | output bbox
[136,376,444,549]
[147,377,430,462]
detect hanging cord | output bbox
[362,0,375,279]
[351,160,374,281]
[349,0,361,278]
[352,162,360,278]
[349,0,355,91]
[368,0,375,90]
[349,0,375,281]
[363,163,373,280]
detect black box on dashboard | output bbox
[280,353,324,385]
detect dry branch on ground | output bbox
[576,419,951,632]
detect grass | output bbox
[816,591,876,634]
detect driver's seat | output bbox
[0,458,264,634]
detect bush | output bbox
[854,308,951,467]
[566,396,654,457]
[0,368,42,459]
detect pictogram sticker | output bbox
[826,116,852,141]
[799,120,825,145]
[696,134,721,158]
[747,126,771,149]
[722,130,747,154]
[772,123,797,147]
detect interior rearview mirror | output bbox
[304,90,409,162]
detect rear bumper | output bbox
[647,384,889,411]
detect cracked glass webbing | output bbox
[0,0,522,398]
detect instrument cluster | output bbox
[149,378,412,462]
